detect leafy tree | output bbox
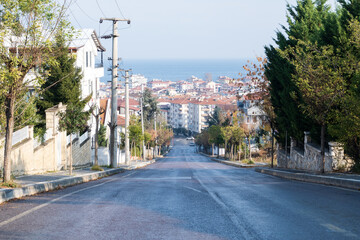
[283,40,348,172]
[206,106,230,127]
[265,0,332,147]
[144,131,152,158]
[0,0,69,182]
[208,125,221,156]
[98,124,108,147]
[240,57,277,166]
[143,88,158,129]
[221,126,233,159]
[36,33,82,135]
[232,126,245,161]
[129,115,144,158]
[58,97,91,175]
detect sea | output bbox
[101,59,251,83]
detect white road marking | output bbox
[0,171,136,228]
[184,186,202,193]
[131,177,192,180]
[322,223,357,237]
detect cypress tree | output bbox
[265,0,332,146]
[36,34,83,135]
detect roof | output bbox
[69,29,106,52]
[117,115,126,126]
[99,98,109,125]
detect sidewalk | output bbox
[0,160,155,205]
[255,167,360,191]
[199,151,360,190]
[199,152,268,168]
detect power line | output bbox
[114,0,126,19]
[96,0,107,17]
[75,1,98,23]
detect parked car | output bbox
[189,142,195,146]
[186,136,194,140]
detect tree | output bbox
[241,122,257,161]
[143,88,158,128]
[36,33,83,135]
[0,0,70,182]
[265,0,332,147]
[208,125,221,156]
[283,39,348,172]
[58,98,91,175]
[240,57,277,166]
[98,124,108,147]
[144,131,152,158]
[232,126,245,161]
[129,115,143,159]
[89,105,105,166]
[221,126,233,159]
[206,106,230,127]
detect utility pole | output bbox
[100,17,130,168]
[154,112,157,158]
[140,84,146,162]
[124,70,130,165]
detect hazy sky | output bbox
[67,0,302,60]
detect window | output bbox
[90,53,92,67]
[86,52,88,67]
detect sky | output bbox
[66,0,310,60]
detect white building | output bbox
[69,29,105,144]
[169,98,190,129]
[130,74,148,88]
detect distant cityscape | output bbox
[99,72,264,135]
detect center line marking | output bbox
[184,186,202,193]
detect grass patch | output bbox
[247,159,254,164]
[0,181,21,189]
[91,165,104,171]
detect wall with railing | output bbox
[0,104,92,176]
[277,132,354,172]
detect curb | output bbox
[199,152,267,168]
[255,168,360,191]
[0,160,155,205]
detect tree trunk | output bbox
[238,142,241,162]
[94,115,99,166]
[212,143,214,156]
[230,144,234,160]
[224,141,227,159]
[3,96,16,182]
[248,137,252,160]
[69,135,73,175]
[271,126,274,168]
[244,139,247,160]
[321,124,325,173]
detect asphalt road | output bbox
[0,138,360,240]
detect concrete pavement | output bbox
[0,160,155,205]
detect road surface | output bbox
[0,138,359,240]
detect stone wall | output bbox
[277,132,354,172]
[67,136,91,168]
